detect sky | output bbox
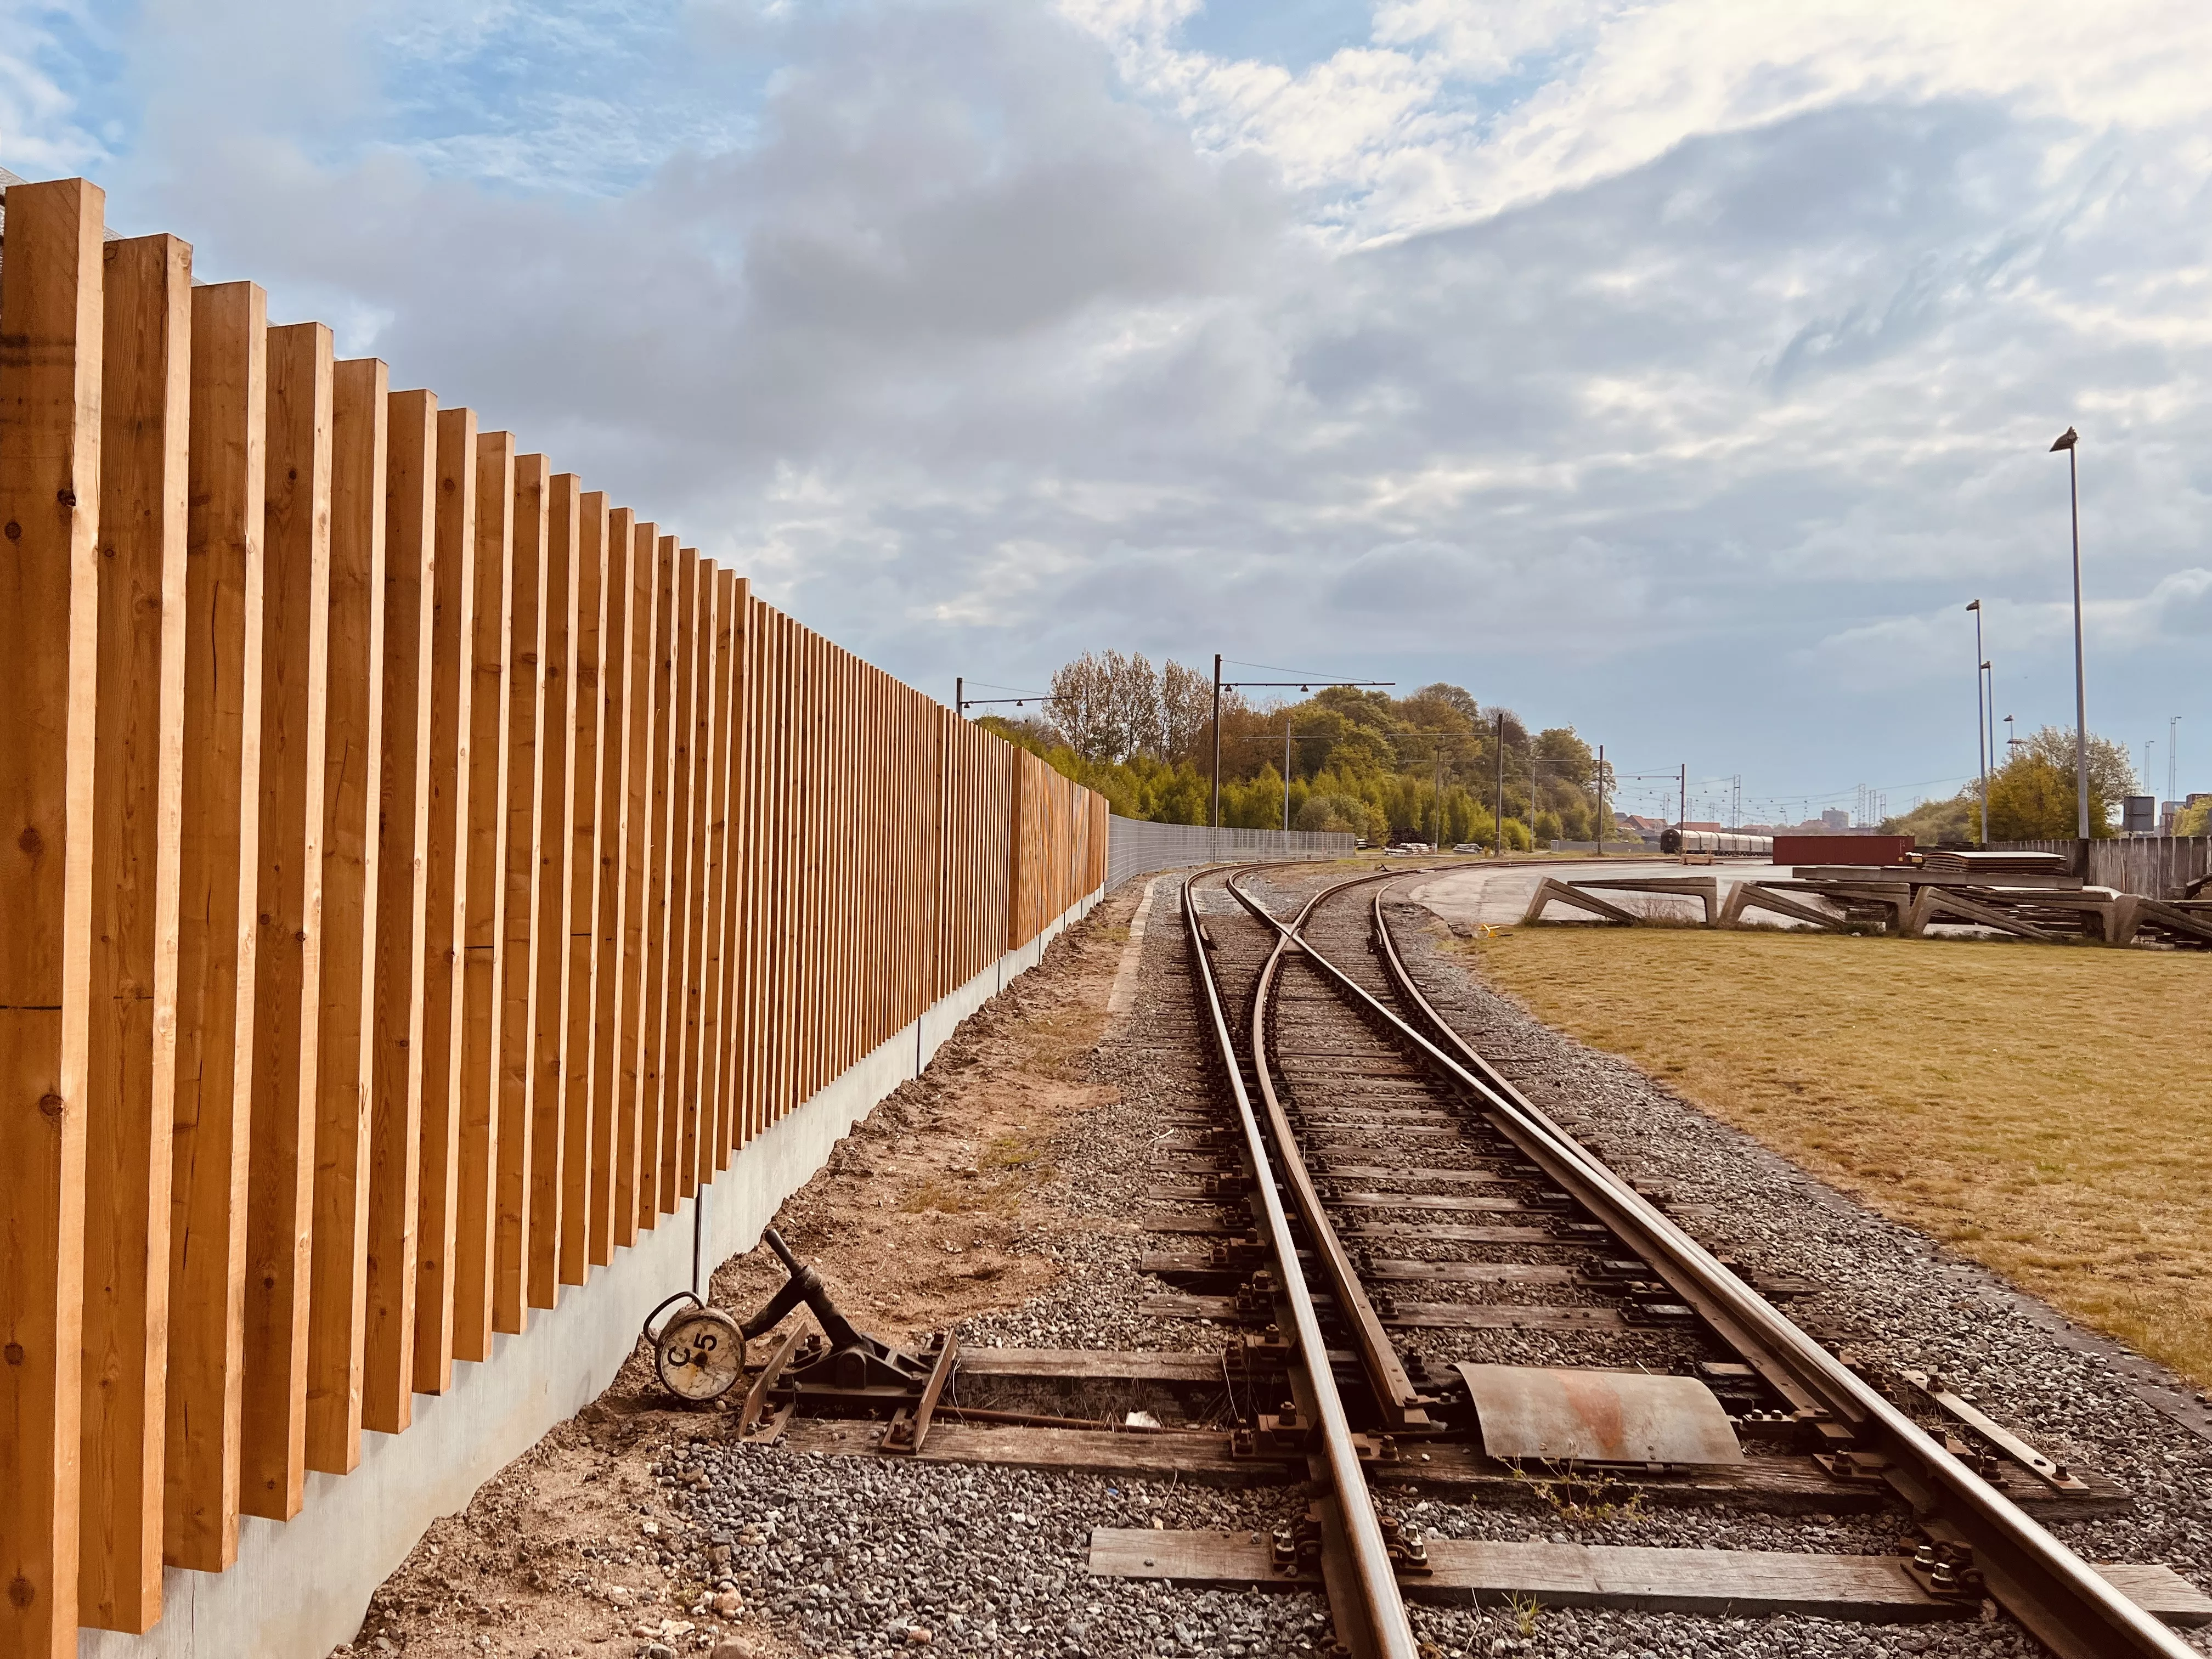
[7,0,2209,824]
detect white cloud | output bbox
[4,0,2208,795]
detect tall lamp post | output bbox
[1967,600,1988,844]
[2050,426,2089,837]
[2170,715,2183,823]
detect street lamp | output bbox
[1966,601,1988,843]
[2050,426,2089,837]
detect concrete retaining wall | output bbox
[80,885,1103,1659]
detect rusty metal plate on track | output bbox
[1456,1364,1745,1465]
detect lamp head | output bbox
[1965,599,1980,611]
[2050,426,2079,452]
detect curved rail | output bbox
[1179,874,1418,1659]
[1220,865,2192,1659]
[1246,883,1431,1431]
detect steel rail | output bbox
[1247,883,1432,1430]
[1180,874,1418,1659]
[1223,866,2190,1659]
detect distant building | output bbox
[1820,808,1849,831]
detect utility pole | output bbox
[1595,744,1606,857]
[1493,710,1505,857]
[955,676,963,719]
[1282,710,1293,834]
[1679,764,1687,837]
[1210,652,1223,843]
[1432,746,1443,850]
[1967,600,1987,843]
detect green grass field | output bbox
[1468,926,2212,1389]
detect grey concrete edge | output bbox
[81,883,1106,1659]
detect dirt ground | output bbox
[1466,921,2212,1390]
[331,885,1141,1659]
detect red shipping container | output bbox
[1773,834,1915,866]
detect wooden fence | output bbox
[1987,836,2212,899]
[0,176,1108,1657]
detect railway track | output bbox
[693,860,2211,1658]
[1165,862,2201,1659]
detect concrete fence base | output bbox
[79,887,1102,1659]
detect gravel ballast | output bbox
[338,865,2212,1659]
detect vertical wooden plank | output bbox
[364,388,436,1436]
[685,560,718,1193]
[670,550,707,1201]
[505,457,555,1314]
[410,407,478,1395]
[566,493,610,1274]
[725,590,757,1159]
[306,357,386,1475]
[642,537,684,1219]
[759,611,782,1141]
[777,613,798,1131]
[0,175,103,1659]
[165,277,267,1574]
[79,228,186,1635]
[701,572,738,1177]
[804,630,823,1104]
[461,434,520,1357]
[722,579,753,1169]
[240,319,331,1522]
[614,518,656,1242]
[592,510,635,1254]
[550,480,595,1288]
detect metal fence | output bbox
[1105,818,1356,890]
[1987,837,2211,899]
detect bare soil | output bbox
[331,888,1139,1659]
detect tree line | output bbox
[1881,725,2143,842]
[979,650,1616,848]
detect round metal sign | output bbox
[654,1305,747,1403]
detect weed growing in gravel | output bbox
[1505,1460,1644,1525]
[1505,1588,1542,1637]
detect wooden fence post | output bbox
[461,432,519,1358]
[543,476,588,1290]
[240,318,332,1522]
[304,356,386,1476]
[410,406,479,1396]
[78,227,187,1635]
[642,537,682,1221]
[165,276,267,1574]
[505,456,555,1314]
[618,522,661,1235]
[699,571,738,1178]
[0,173,104,1659]
[670,550,706,1201]
[566,491,610,1274]
[364,388,436,1434]
[588,506,633,1256]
